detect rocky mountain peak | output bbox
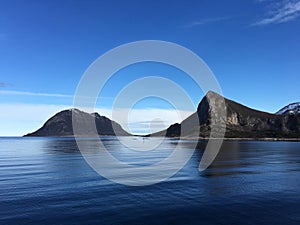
[24,108,129,137]
[276,102,300,115]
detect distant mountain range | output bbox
[25,92,300,139]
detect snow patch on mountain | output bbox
[276,102,300,115]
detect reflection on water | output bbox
[0,137,300,224]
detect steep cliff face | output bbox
[220,95,300,138]
[161,91,300,138]
[24,109,129,137]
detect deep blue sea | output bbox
[0,137,300,225]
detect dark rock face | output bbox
[24,109,129,137]
[161,91,300,138]
[165,123,181,137]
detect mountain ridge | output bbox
[151,91,300,139]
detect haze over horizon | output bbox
[0,0,300,136]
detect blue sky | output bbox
[0,0,300,136]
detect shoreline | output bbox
[20,135,300,142]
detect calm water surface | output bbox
[0,137,299,225]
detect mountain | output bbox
[152,91,300,139]
[24,93,300,139]
[276,102,300,115]
[24,108,130,137]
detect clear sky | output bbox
[0,0,300,136]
